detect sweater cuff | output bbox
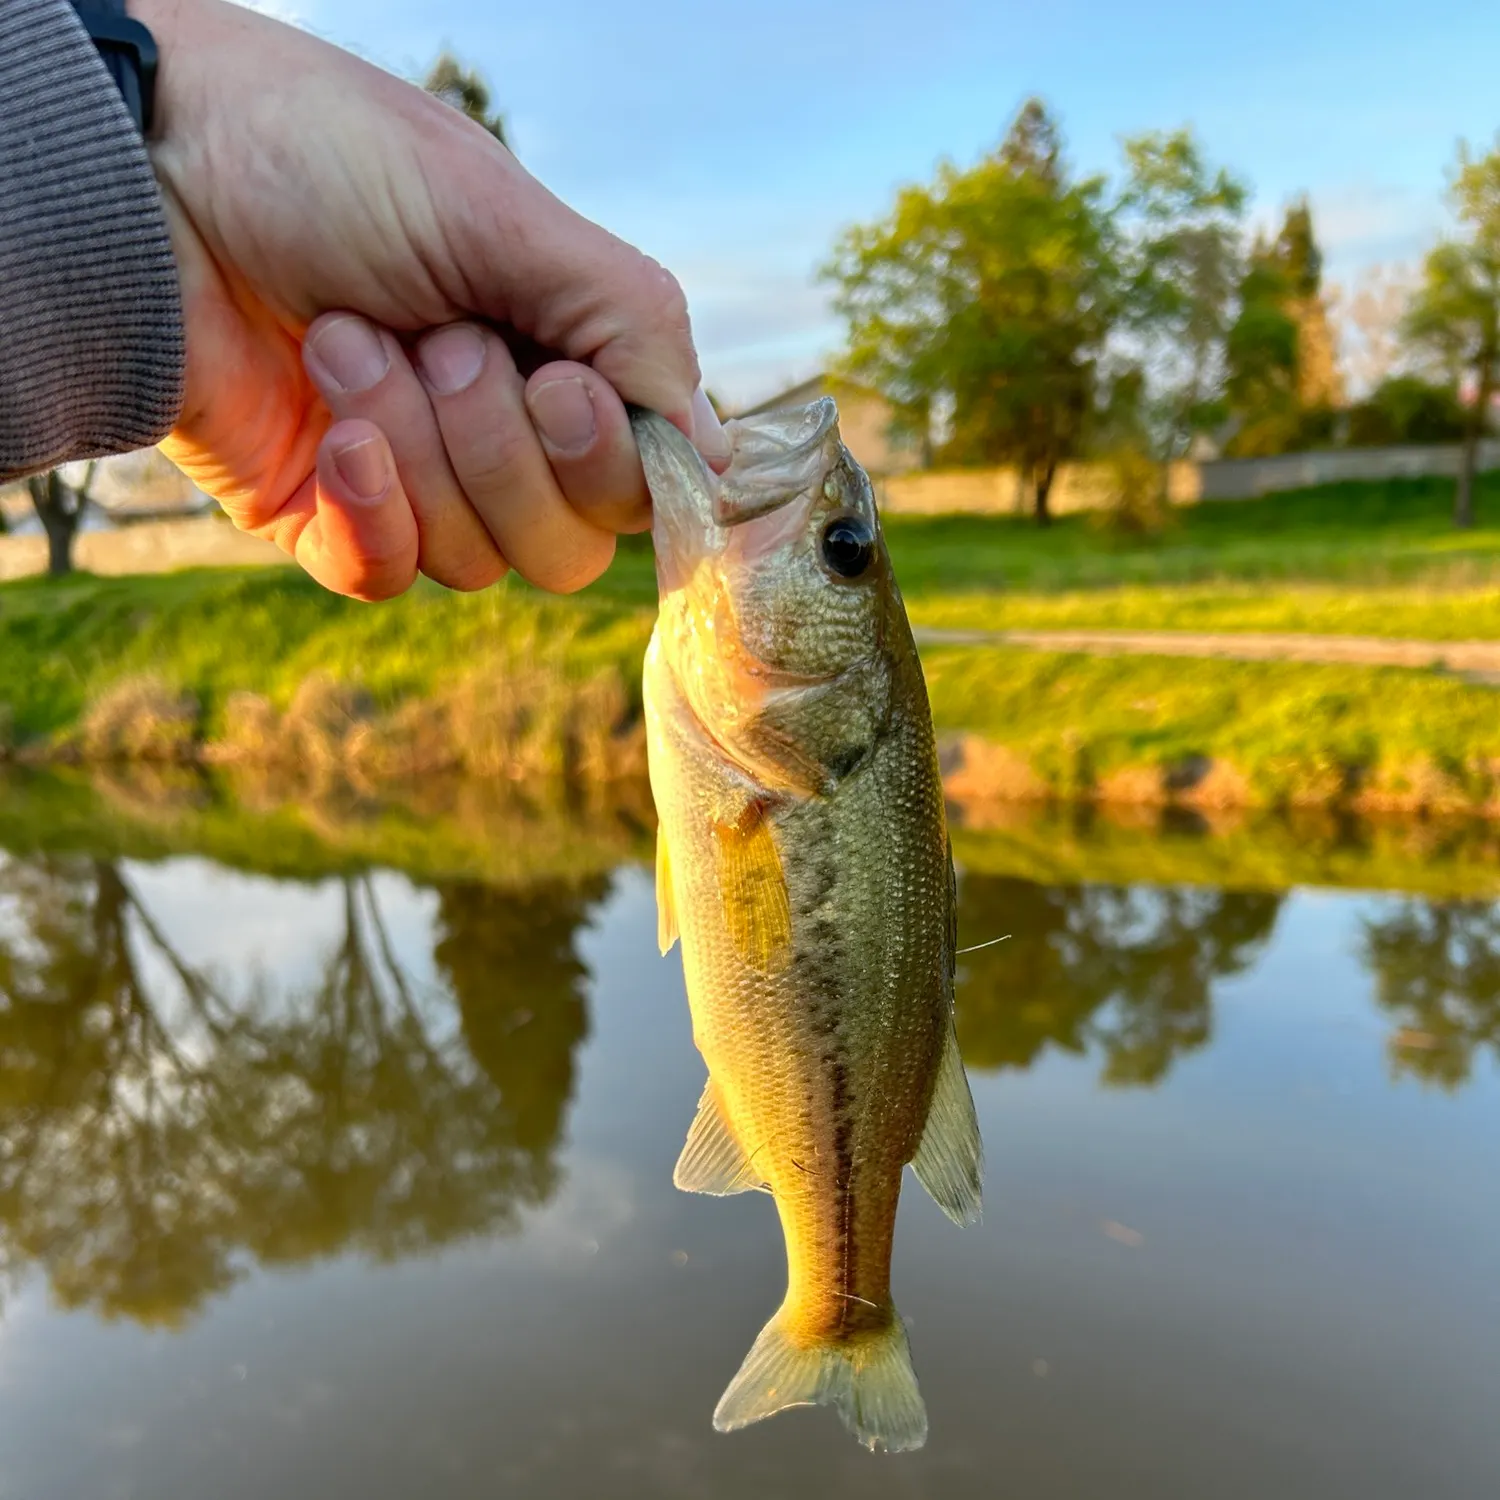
[0,0,185,481]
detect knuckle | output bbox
[342,544,416,601]
[456,422,534,501]
[434,553,509,592]
[347,568,411,603]
[541,532,615,595]
[643,260,691,331]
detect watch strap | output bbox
[70,0,156,136]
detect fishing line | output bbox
[957,934,1011,955]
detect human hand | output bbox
[130,0,728,599]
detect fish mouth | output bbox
[631,399,843,583]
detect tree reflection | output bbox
[0,854,602,1325]
[1360,900,1500,1089]
[954,873,1283,1085]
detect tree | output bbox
[0,856,603,1324]
[825,98,1116,524]
[422,51,509,148]
[952,870,1282,1086]
[1346,374,1466,447]
[24,461,96,576]
[1223,200,1343,455]
[1403,139,1500,528]
[1335,262,1420,395]
[1360,900,1500,1090]
[1116,130,1247,466]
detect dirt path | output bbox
[913,627,1500,681]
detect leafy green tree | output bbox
[422,51,509,148]
[1403,139,1500,528]
[1117,130,1247,464]
[825,98,1116,525]
[1224,200,1342,455]
[1346,374,1466,447]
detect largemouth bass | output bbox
[634,398,982,1453]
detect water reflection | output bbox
[2,780,1500,1498]
[1,780,1500,1335]
[1362,900,1500,1089]
[0,854,604,1326]
[954,873,1282,1085]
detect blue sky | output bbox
[258,0,1500,407]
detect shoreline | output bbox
[6,761,1499,902]
[17,678,1500,823]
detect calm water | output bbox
[0,780,1498,1498]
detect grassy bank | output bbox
[926,645,1500,811]
[4,474,1500,813]
[0,567,653,780]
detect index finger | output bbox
[438,161,730,467]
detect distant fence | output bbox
[879,462,1199,517]
[1195,441,1500,500]
[4,439,1500,582]
[0,516,284,581]
[877,441,1500,517]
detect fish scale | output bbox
[636,399,983,1453]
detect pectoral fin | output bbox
[910,1023,983,1226]
[655,826,679,955]
[712,802,793,974]
[674,1082,768,1195]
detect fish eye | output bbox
[819,515,875,580]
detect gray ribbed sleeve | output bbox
[0,0,184,481]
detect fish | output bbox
[633,397,982,1454]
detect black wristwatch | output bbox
[71,0,158,138]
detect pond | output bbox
[0,771,1497,1499]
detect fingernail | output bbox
[308,317,390,394]
[332,437,390,502]
[527,377,597,455]
[691,386,731,471]
[417,325,486,395]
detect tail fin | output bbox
[712,1307,927,1453]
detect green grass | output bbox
[602,474,1500,640]
[2,472,1499,808]
[593,474,1500,608]
[886,472,1500,596]
[906,582,1500,640]
[924,644,1500,803]
[0,566,653,742]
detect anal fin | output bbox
[910,1023,983,1226]
[674,1082,768,1196]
